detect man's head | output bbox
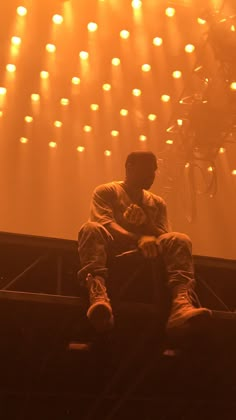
[125,151,158,190]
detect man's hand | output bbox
[138,235,158,258]
[123,204,147,226]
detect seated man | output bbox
[78,151,212,336]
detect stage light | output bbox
[40,71,49,79]
[60,98,70,105]
[132,88,142,96]
[79,51,89,60]
[120,30,130,39]
[148,114,157,121]
[208,166,213,172]
[139,135,147,141]
[120,109,128,116]
[72,77,80,85]
[161,94,170,102]
[20,137,28,143]
[177,119,183,126]
[54,121,63,128]
[87,22,98,32]
[83,125,92,132]
[230,82,236,91]
[90,104,99,111]
[153,37,163,46]
[52,14,63,24]
[142,64,151,72]
[232,169,236,175]
[172,70,182,79]
[219,147,226,153]
[131,0,142,9]
[185,44,195,53]
[46,43,56,53]
[166,139,173,144]
[165,7,175,17]
[77,146,85,152]
[112,58,120,66]
[104,150,112,156]
[31,93,40,101]
[49,141,57,148]
[11,36,22,46]
[24,116,33,123]
[111,130,119,137]
[17,6,27,17]
[6,64,16,73]
[103,83,111,91]
[197,18,206,25]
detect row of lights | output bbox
[10,34,196,53]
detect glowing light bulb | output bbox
[46,43,56,53]
[31,93,40,101]
[72,77,80,85]
[112,58,121,66]
[88,22,98,32]
[139,135,147,141]
[131,0,142,9]
[60,98,70,106]
[177,119,183,126]
[219,147,225,154]
[142,64,151,72]
[166,139,174,145]
[161,94,170,102]
[197,18,206,25]
[79,51,89,60]
[83,125,92,132]
[120,30,130,39]
[185,44,195,53]
[17,6,27,16]
[111,130,119,137]
[172,70,182,79]
[120,109,128,116]
[153,37,163,46]
[40,71,49,79]
[232,169,236,175]
[77,146,85,152]
[11,36,22,46]
[6,64,16,73]
[24,116,33,123]
[90,104,99,111]
[54,121,63,128]
[165,7,175,17]
[20,137,28,143]
[52,14,63,24]
[103,83,111,91]
[230,82,236,91]
[148,114,157,121]
[104,150,112,156]
[132,88,142,96]
[49,141,57,148]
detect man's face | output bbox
[128,160,157,190]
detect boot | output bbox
[86,274,114,333]
[166,284,212,338]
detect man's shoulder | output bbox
[143,190,166,207]
[93,181,122,196]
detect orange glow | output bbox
[197,18,206,25]
[232,169,236,175]
[120,109,128,116]
[49,141,57,148]
[148,114,157,121]
[88,22,98,32]
[231,25,235,32]
[177,119,183,126]
[6,64,16,73]
[230,82,236,91]
[112,58,121,66]
[153,37,163,46]
[24,116,33,123]
[103,83,111,91]
[77,146,85,152]
[0,111,3,117]
[20,136,28,144]
[172,70,182,79]
[17,6,27,17]
[46,43,56,53]
[52,14,63,24]
[79,51,89,60]
[120,30,130,39]
[104,150,112,156]
[165,7,176,17]
[166,139,173,144]
[219,147,226,154]
[161,94,170,102]
[142,64,151,72]
[11,36,22,46]
[132,88,142,96]
[208,166,213,172]
[72,77,80,85]
[185,44,195,53]
[31,93,40,101]
[60,98,70,106]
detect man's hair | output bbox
[125,151,158,169]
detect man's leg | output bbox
[78,221,114,332]
[156,232,212,338]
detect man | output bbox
[78,151,211,336]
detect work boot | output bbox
[166,285,212,338]
[86,274,114,333]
